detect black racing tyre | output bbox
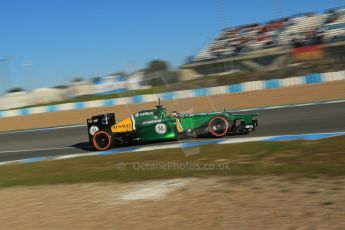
[92,130,113,151]
[207,116,229,138]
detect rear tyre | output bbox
[208,116,229,138]
[92,130,113,151]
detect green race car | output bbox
[87,100,259,151]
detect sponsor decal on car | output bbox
[135,111,154,117]
[111,116,136,133]
[89,125,99,135]
[155,123,167,134]
[142,119,162,125]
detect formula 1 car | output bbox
[87,100,259,151]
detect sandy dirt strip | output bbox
[1,176,345,229]
[1,80,345,132]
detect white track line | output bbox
[293,103,316,107]
[54,153,97,160]
[0,124,85,135]
[220,137,273,144]
[0,146,74,154]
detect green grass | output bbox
[1,135,345,187]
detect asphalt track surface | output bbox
[1,102,345,162]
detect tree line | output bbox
[5,59,179,94]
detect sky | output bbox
[0,0,343,93]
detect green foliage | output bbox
[143,60,179,86]
[53,85,68,89]
[145,60,169,73]
[72,77,84,83]
[92,76,101,84]
[109,71,127,76]
[7,87,25,93]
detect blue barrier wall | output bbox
[1,70,345,118]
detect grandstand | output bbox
[184,7,345,76]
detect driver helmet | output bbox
[170,111,180,119]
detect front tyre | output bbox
[208,116,229,137]
[92,130,113,151]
